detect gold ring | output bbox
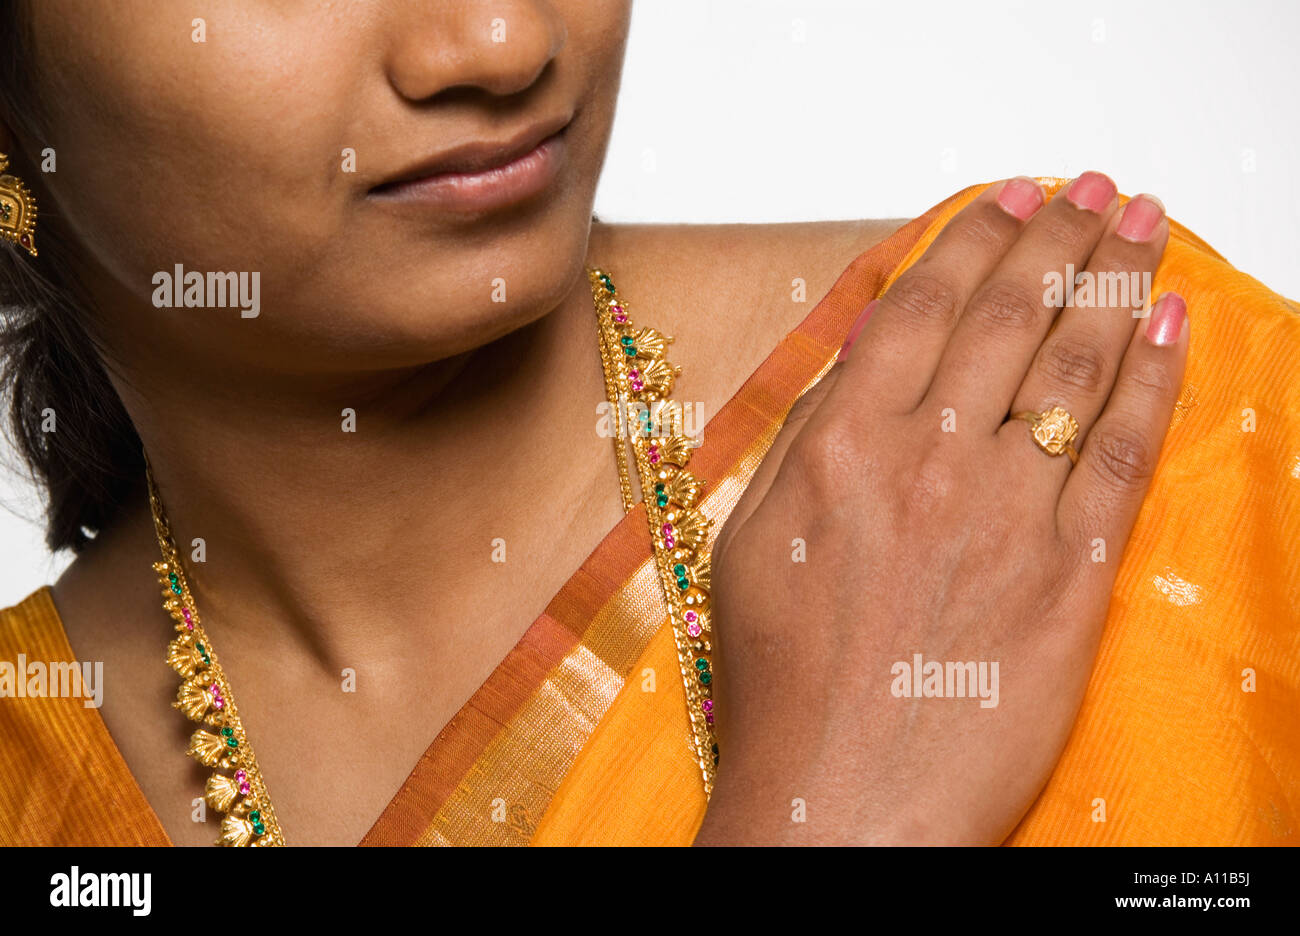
[1011,405,1080,465]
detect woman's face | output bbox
[20,0,631,377]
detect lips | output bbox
[371,112,574,194]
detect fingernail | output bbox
[1066,171,1118,213]
[996,176,1045,221]
[1145,292,1187,346]
[836,299,879,362]
[1116,194,1166,242]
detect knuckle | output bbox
[951,207,1014,253]
[1092,250,1144,275]
[1085,424,1154,490]
[897,446,957,517]
[1036,337,1110,396]
[968,280,1045,334]
[1118,357,1176,399]
[1039,214,1090,252]
[1091,255,1149,313]
[788,419,865,501]
[1093,253,1142,279]
[882,271,960,331]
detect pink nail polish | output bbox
[996,177,1044,221]
[1116,195,1165,242]
[1066,171,1118,213]
[837,299,879,362]
[1146,292,1186,346]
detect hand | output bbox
[697,174,1187,844]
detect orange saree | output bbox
[2,179,1297,845]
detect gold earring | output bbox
[0,153,38,257]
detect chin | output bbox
[389,213,594,356]
[313,255,589,370]
[240,192,596,371]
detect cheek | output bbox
[32,2,359,302]
[568,0,633,106]
[534,1,629,224]
[27,0,633,370]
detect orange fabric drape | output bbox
[535,180,1300,846]
[0,587,168,845]
[2,180,1295,845]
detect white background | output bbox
[2,0,1297,605]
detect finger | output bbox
[998,194,1169,482]
[1057,291,1189,551]
[923,171,1120,432]
[836,177,1044,414]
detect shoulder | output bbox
[587,219,905,415]
[588,218,904,323]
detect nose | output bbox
[383,1,567,102]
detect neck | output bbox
[101,263,616,673]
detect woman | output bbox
[0,1,1295,846]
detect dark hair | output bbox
[0,0,143,553]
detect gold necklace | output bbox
[587,267,718,796]
[145,268,717,847]
[146,455,284,846]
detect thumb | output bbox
[712,351,844,567]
